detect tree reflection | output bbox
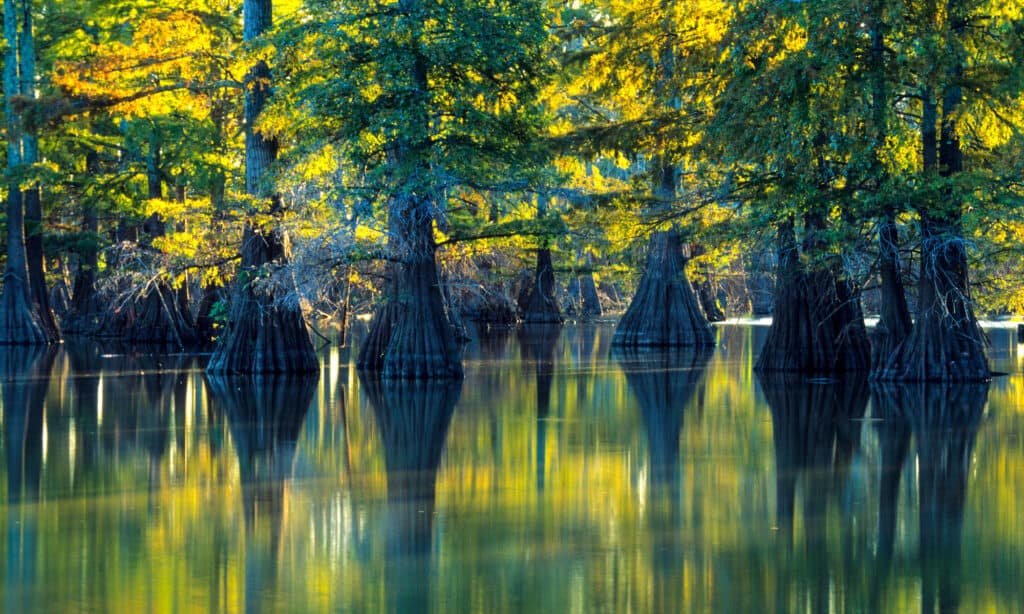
[110,350,190,499]
[757,373,869,612]
[874,382,987,614]
[2,345,56,612]
[2,345,57,504]
[615,346,712,611]
[206,374,318,614]
[518,324,560,492]
[360,374,462,614]
[869,383,913,608]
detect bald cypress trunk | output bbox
[63,150,103,334]
[521,248,563,324]
[208,0,317,373]
[358,3,462,378]
[755,219,871,373]
[20,2,58,343]
[865,9,912,374]
[98,133,199,347]
[614,228,714,347]
[872,210,913,369]
[0,0,46,345]
[615,13,713,347]
[372,193,463,379]
[875,0,987,381]
[690,244,725,322]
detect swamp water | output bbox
[1,322,1024,613]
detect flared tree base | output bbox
[358,259,463,379]
[207,298,318,374]
[755,268,870,373]
[97,281,199,348]
[521,248,563,324]
[613,230,714,348]
[0,278,49,345]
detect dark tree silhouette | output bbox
[518,324,561,491]
[757,372,869,612]
[616,345,712,613]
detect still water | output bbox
[2,323,1024,613]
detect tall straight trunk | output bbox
[20,0,58,342]
[0,0,45,345]
[208,0,317,373]
[876,0,987,381]
[868,6,911,371]
[65,149,102,334]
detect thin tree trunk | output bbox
[867,5,912,373]
[690,244,725,322]
[64,149,102,334]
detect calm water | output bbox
[2,322,1024,613]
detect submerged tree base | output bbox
[207,225,318,375]
[521,248,563,324]
[96,281,200,348]
[613,230,714,348]
[755,267,871,373]
[206,303,318,374]
[0,277,50,345]
[873,232,989,382]
[358,259,463,379]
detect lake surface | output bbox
[1,322,1023,613]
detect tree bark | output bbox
[690,245,725,322]
[872,210,913,370]
[755,219,871,373]
[372,193,463,379]
[19,0,59,343]
[98,132,200,347]
[613,229,714,347]
[865,7,912,374]
[522,248,563,324]
[0,0,46,345]
[358,5,462,378]
[64,151,101,331]
[208,0,317,373]
[875,2,987,381]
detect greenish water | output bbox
[2,322,1024,613]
